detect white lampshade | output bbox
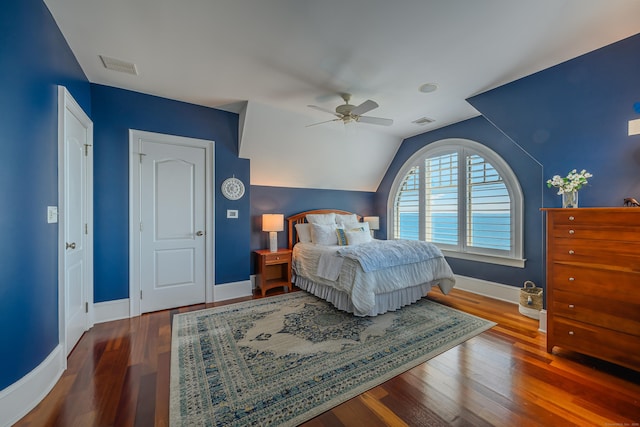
[262,214,284,252]
[262,214,284,232]
[629,118,640,136]
[363,216,380,230]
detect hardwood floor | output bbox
[16,288,640,426]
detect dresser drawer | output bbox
[551,317,640,371]
[550,224,640,242]
[549,210,640,226]
[549,239,640,268]
[264,252,291,265]
[550,263,640,300]
[552,289,640,335]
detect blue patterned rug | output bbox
[170,292,495,426]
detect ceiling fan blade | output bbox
[357,116,394,126]
[308,105,340,117]
[305,118,341,127]
[350,99,378,116]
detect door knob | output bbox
[196,231,204,237]
[66,242,76,250]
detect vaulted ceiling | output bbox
[44,0,640,191]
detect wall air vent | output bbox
[99,55,138,75]
[412,117,435,125]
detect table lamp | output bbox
[363,216,380,238]
[262,213,284,252]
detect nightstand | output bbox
[254,248,292,296]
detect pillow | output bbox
[295,223,312,243]
[306,213,336,225]
[336,228,348,246]
[348,222,370,234]
[345,228,372,245]
[310,223,339,245]
[335,214,359,228]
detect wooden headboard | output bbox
[286,209,362,249]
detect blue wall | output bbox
[0,0,91,390]
[467,32,640,208]
[250,186,376,272]
[90,84,249,301]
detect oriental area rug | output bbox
[170,291,495,426]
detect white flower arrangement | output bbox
[546,169,593,195]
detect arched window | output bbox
[389,139,524,267]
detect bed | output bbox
[287,209,456,316]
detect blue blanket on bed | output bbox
[336,239,444,272]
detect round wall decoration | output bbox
[221,176,245,200]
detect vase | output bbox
[562,191,578,208]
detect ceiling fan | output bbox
[307,93,393,127]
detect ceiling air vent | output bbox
[99,55,138,75]
[412,117,435,126]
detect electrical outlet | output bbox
[47,206,58,223]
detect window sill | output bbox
[441,250,526,268]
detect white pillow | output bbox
[306,213,336,225]
[295,223,312,243]
[311,223,339,245]
[346,229,372,245]
[335,214,359,228]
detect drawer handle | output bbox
[568,331,574,336]
[568,277,575,281]
[275,256,280,260]
[568,229,575,235]
[568,304,575,309]
[568,216,575,221]
[568,250,575,255]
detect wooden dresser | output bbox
[543,208,640,371]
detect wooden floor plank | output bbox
[14,288,640,426]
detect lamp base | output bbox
[269,231,278,252]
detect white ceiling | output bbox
[44,0,640,191]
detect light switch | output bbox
[47,206,58,223]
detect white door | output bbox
[59,87,93,357]
[138,138,207,313]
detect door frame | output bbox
[129,130,215,317]
[57,86,94,361]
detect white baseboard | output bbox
[454,274,545,332]
[538,309,547,333]
[0,345,65,427]
[213,279,253,302]
[93,298,130,324]
[454,274,520,304]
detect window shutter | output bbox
[394,166,420,240]
[466,154,511,251]
[425,153,458,246]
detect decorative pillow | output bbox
[336,228,348,246]
[335,214,359,228]
[345,228,372,245]
[295,223,312,243]
[306,213,336,225]
[349,222,370,234]
[310,223,339,245]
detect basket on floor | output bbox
[518,280,543,319]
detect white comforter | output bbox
[292,240,455,316]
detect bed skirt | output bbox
[294,275,439,316]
